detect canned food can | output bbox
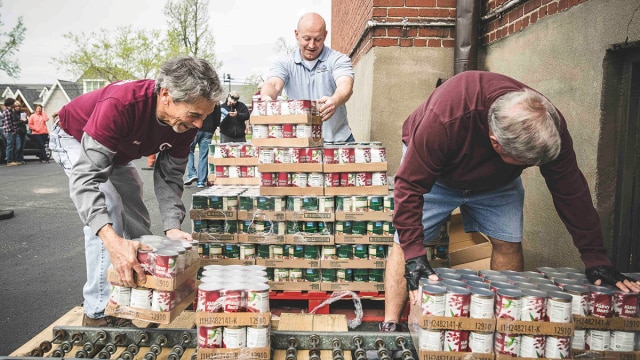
[324,146,338,164]
[239,244,256,260]
[295,124,312,138]
[223,326,246,348]
[220,286,246,313]
[468,332,494,354]
[355,172,372,186]
[367,221,384,235]
[353,196,368,211]
[371,146,387,162]
[215,165,228,178]
[273,268,288,282]
[282,123,295,138]
[291,173,308,187]
[289,268,303,282]
[321,245,337,259]
[129,287,152,310]
[354,145,371,163]
[368,196,383,211]
[338,146,354,163]
[368,269,384,282]
[289,147,301,163]
[469,287,495,319]
[353,244,368,259]
[303,220,317,234]
[520,288,547,322]
[137,249,156,275]
[151,290,176,312]
[384,196,394,211]
[336,268,353,282]
[422,284,447,316]
[519,334,545,358]
[613,290,638,318]
[274,147,291,163]
[246,326,270,348]
[196,283,223,313]
[351,221,366,235]
[223,244,239,259]
[494,332,520,356]
[353,269,368,282]
[546,290,572,323]
[253,124,269,139]
[419,329,444,351]
[586,329,610,351]
[444,330,469,352]
[307,172,323,187]
[589,285,613,318]
[545,336,571,358]
[322,269,337,282]
[302,196,319,211]
[155,249,178,278]
[496,288,523,320]
[229,165,241,178]
[268,124,283,138]
[276,172,289,187]
[609,331,635,352]
[304,268,320,282]
[311,124,322,138]
[371,172,387,186]
[336,244,352,259]
[198,326,223,348]
[572,328,586,350]
[318,196,335,212]
[339,172,356,187]
[259,148,275,164]
[209,244,223,259]
[227,144,240,158]
[109,285,131,306]
[260,172,274,187]
[445,286,471,317]
[324,172,340,187]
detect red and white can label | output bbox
[239,144,252,157]
[545,336,571,358]
[496,288,522,320]
[279,100,291,115]
[220,288,246,313]
[421,285,446,316]
[246,284,270,313]
[223,327,246,348]
[215,165,228,178]
[609,331,635,352]
[468,332,494,354]
[354,145,371,163]
[246,326,270,348]
[586,329,610,351]
[227,144,240,158]
[589,287,613,318]
[546,291,572,323]
[282,123,295,138]
[307,173,323,187]
[228,165,240,179]
[290,100,313,114]
[311,124,322,138]
[469,287,495,319]
[494,332,520,356]
[295,125,312,138]
[371,146,387,162]
[137,249,156,275]
[520,289,547,321]
[340,173,356,187]
[290,148,301,163]
[371,172,387,186]
[324,173,340,187]
[151,289,176,312]
[197,283,222,312]
[276,172,289,187]
[291,173,308,187]
[260,173,274,187]
[274,147,291,164]
[323,147,338,164]
[217,144,229,158]
[355,172,372,187]
[109,285,131,305]
[572,329,586,350]
[268,124,282,138]
[419,329,444,351]
[198,326,223,348]
[444,330,469,352]
[252,124,268,139]
[258,148,274,164]
[519,334,545,358]
[267,101,281,116]
[613,291,638,318]
[338,146,354,163]
[565,284,590,316]
[444,287,471,317]
[239,166,248,178]
[154,249,178,278]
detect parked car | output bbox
[0,130,51,163]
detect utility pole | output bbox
[224,73,232,93]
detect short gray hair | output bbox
[155,56,223,104]
[488,88,561,165]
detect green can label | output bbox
[336,244,352,259]
[257,244,271,258]
[367,220,384,235]
[223,244,239,259]
[302,197,319,211]
[368,196,383,212]
[353,269,368,282]
[353,244,368,259]
[304,268,320,282]
[369,269,384,282]
[290,245,305,259]
[239,196,255,210]
[208,195,223,210]
[384,196,394,212]
[321,268,337,282]
[303,221,317,234]
[192,195,208,209]
[351,221,366,235]
[336,268,353,282]
[304,245,319,259]
[287,197,302,211]
[256,196,275,211]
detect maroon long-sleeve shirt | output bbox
[393,71,611,269]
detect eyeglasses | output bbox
[230,96,239,101]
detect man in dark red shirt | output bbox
[382,71,640,332]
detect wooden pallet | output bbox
[272,313,352,360]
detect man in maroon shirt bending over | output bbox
[381,71,640,332]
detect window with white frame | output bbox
[83,79,107,93]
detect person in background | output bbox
[13,101,28,165]
[261,12,355,143]
[28,104,50,163]
[2,98,20,166]
[184,103,221,188]
[219,91,249,143]
[380,70,640,333]
[49,56,223,327]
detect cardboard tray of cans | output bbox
[284,234,334,245]
[107,261,200,291]
[323,162,388,173]
[259,186,325,196]
[570,350,640,360]
[192,232,238,243]
[257,163,324,173]
[334,234,394,244]
[335,211,394,221]
[190,209,238,220]
[324,185,389,196]
[320,281,385,292]
[268,281,322,291]
[573,315,640,331]
[105,289,195,324]
[207,156,259,166]
[236,233,286,244]
[250,114,321,125]
[256,258,320,269]
[285,210,336,222]
[495,318,574,336]
[320,258,385,270]
[419,351,494,360]
[208,175,261,186]
[237,210,287,221]
[200,258,255,266]
[196,312,271,360]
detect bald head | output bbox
[295,12,328,61]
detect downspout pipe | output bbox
[454,0,481,74]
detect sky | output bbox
[0,0,331,85]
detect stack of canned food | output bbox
[417,266,640,357]
[197,265,270,349]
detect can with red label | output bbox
[371,146,387,162]
[324,146,338,164]
[468,332,494,353]
[338,146,354,164]
[220,285,246,313]
[304,147,322,163]
[444,330,469,352]
[291,173,308,187]
[355,172,372,187]
[260,172,274,187]
[613,290,638,318]
[154,249,178,278]
[494,332,520,356]
[290,147,301,163]
[137,249,156,275]
[267,100,281,116]
[311,124,322,138]
[227,144,240,158]
[151,289,176,312]
[520,288,547,322]
[445,286,471,317]
[245,282,270,313]
[589,285,613,318]
[340,172,356,187]
[324,173,340,187]
[215,165,228,178]
[198,326,223,348]
[197,282,223,312]
[419,329,444,351]
[274,147,291,163]
[371,172,387,186]
[564,284,590,316]
[496,288,523,320]
[519,334,545,358]
[282,123,295,138]
[545,336,571,358]
[421,284,447,316]
[276,172,289,187]
[354,145,371,163]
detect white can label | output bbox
[246,326,269,348]
[223,327,246,349]
[419,329,443,351]
[610,331,635,352]
[519,334,545,358]
[468,332,494,354]
[129,287,152,310]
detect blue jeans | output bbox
[5,132,16,162]
[50,125,152,318]
[15,132,25,162]
[186,130,212,186]
[31,134,49,160]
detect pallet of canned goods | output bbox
[250,112,324,147]
[208,142,259,165]
[196,264,271,359]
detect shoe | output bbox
[0,209,14,220]
[197,183,205,188]
[184,176,198,185]
[7,162,19,166]
[82,314,137,328]
[19,161,26,165]
[379,321,407,332]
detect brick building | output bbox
[329,0,640,271]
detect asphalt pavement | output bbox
[0,155,201,355]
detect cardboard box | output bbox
[207,156,259,166]
[256,258,320,269]
[335,211,393,222]
[190,209,237,220]
[419,315,496,333]
[334,233,394,244]
[320,258,385,269]
[573,315,640,331]
[192,233,238,243]
[237,233,286,244]
[268,281,321,291]
[259,186,324,196]
[285,211,335,222]
[496,318,574,336]
[210,176,261,186]
[250,114,321,125]
[237,210,286,221]
[320,282,384,292]
[105,290,195,324]
[285,234,333,245]
[198,348,270,360]
[251,137,324,147]
[200,258,255,266]
[107,261,200,291]
[419,350,494,360]
[257,163,323,173]
[324,185,389,196]
[323,162,388,173]
[571,350,640,360]
[196,312,271,360]
[448,225,492,268]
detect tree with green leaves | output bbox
[163,0,221,69]
[53,26,181,82]
[0,1,26,78]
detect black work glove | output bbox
[585,265,637,287]
[404,256,436,291]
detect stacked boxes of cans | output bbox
[208,142,260,186]
[105,235,200,324]
[413,266,640,359]
[196,264,271,359]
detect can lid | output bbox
[521,288,548,298]
[547,290,573,301]
[422,284,447,294]
[470,286,495,297]
[496,287,522,298]
[198,282,224,291]
[446,285,471,295]
[563,284,589,294]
